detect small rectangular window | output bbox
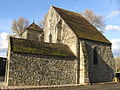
[93,47,98,65]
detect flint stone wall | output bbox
[80,39,115,83]
[8,52,77,86]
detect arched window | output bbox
[56,20,62,43]
[93,47,98,65]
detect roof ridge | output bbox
[52,6,83,17]
[26,22,43,31]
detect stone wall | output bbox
[80,39,115,83]
[27,30,43,41]
[7,52,77,86]
[22,30,43,41]
[44,6,78,56]
[22,30,28,39]
[79,41,89,84]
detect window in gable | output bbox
[56,20,62,43]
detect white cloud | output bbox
[111,39,120,57]
[0,18,12,57]
[0,32,9,57]
[105,25,120,32]
[107,10,120,18]
[0,51,7,57]
[111,39,120,50]
[0,32,8,40]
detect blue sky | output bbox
[0,0,120,57]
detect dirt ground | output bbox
[27,83,120,90]
[0,83,120,90]
[0,76,120,90]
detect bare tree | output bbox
[115,58,120,72]
[80,9,105,33]
[39,13,48,29]
[12,16,29,37]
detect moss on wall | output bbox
[10,37,75,57]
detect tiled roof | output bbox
[26,22,43,32]
[53,6,111,44]
[10,37,75,57]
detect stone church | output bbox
[5,6,115,86]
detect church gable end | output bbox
[44,6,78,56]
[53,6,111,44]
[22,22,44,41]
